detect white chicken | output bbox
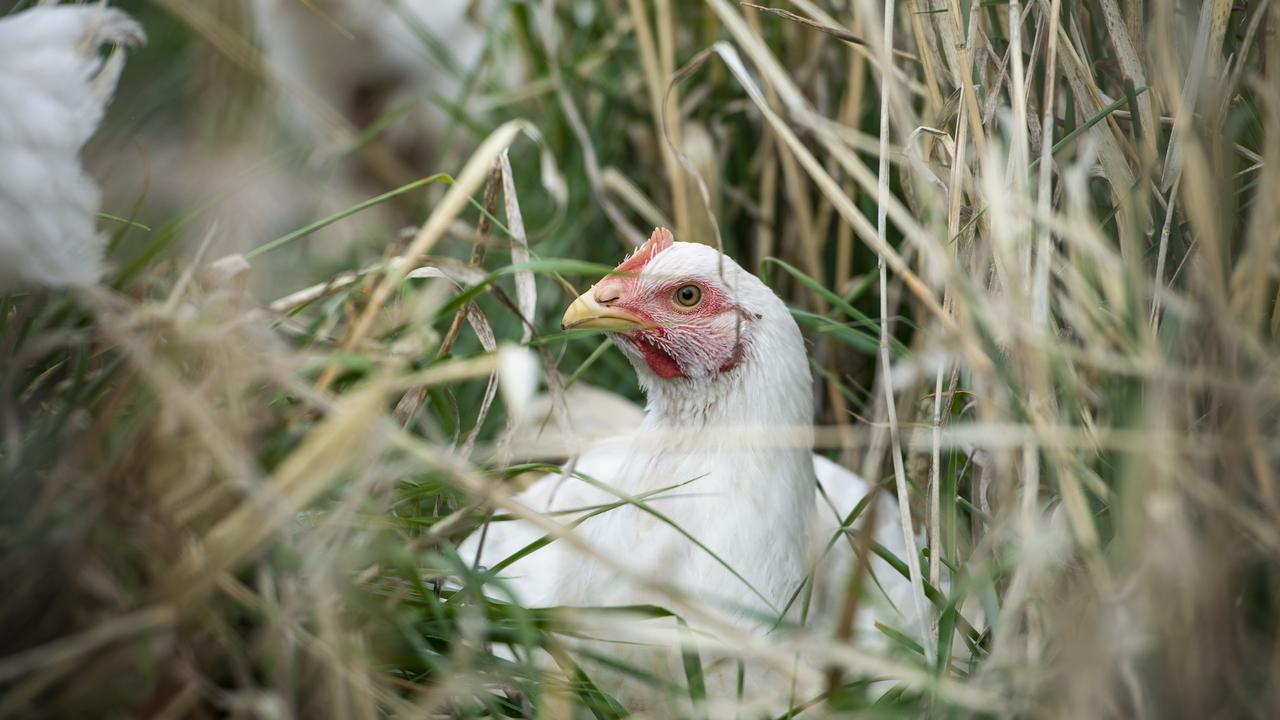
[461,228,918,714]
[250,0,491,166]
[0,3,144,290]
[244,0,497,265]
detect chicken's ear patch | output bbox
[615,227,674,274]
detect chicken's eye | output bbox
[674,284,702,307]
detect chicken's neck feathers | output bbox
[590,287,817,616]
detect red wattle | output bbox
[638,340,684,379]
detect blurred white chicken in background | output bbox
[80,0,503,287]
[159,0,501,272]
[0,3,144,290]
[250,0,493,175]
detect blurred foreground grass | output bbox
[4,0,1280,717]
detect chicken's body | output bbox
[461,230,911,713]
[0,5,143,289]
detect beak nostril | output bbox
[593,286,621,306]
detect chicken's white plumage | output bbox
[0,5,143,290]
[460,232,917,713]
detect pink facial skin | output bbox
[593,232,749,380]
[605,278,742,379]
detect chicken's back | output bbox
[810,454,921,642]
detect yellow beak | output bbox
[561,285,646,330]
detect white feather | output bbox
[0,5,143,290]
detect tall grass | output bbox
[3,0,1279,716]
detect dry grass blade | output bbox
[315,120,534,391]
[740,2,921,64]
[0,606,173,684]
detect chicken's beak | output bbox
[561,286,646,331]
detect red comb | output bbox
[615,227,674,274]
